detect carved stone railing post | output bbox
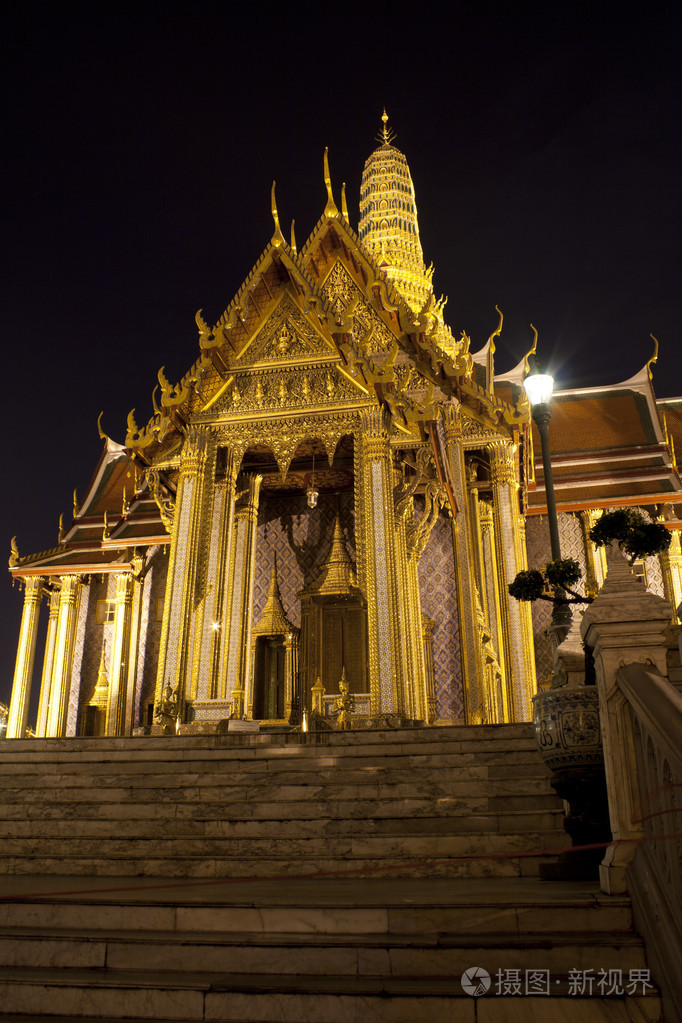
[45,575,82,737]
[6,576,45,738]
[581,543,674,894]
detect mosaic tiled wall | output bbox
[254,492,356,627]
[74,574,116,733]
[418,508,463,720]
[526,509,667,687]
[136,547,167,725]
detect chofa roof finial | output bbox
[270,181,286,247]
[324,148,338,217]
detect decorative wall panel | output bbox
[254,492,355,627]
[418,507,463,720]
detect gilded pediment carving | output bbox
[204,361,362,419]
[237,293,335,367]
[321,260,399,358]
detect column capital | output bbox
[487,439,517,486]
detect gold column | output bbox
[488,440,535,721]
[357,407,404,716]
[440,406,485,722]
[7,576,45,739]
[122,552,145,735]
[421,614,437,722]
[155,425,215,713]
[393,500,422,719]
[45,575,82,738]
[196,446,239,701]
[578,510,600,598]
[283,632,298,720]
[105,572,133,736]
[35,588,60,737]
[224,474,261,717]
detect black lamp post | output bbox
[524,356,572,645]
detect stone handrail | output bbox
[613,662,682,1023]
[581,543,682,1022]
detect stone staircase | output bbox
[0,724,663,1020]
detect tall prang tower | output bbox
[358,112,454,353]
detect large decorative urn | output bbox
[532,687,603,772]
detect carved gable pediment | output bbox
[236,292,337,368]
[320,259,401,358]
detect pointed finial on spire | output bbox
[271,181,286,247]
[290,219,297,255]
[324,148,338,217]
[376,108,396,145]
[341,182,349,221]
[647,333,659,380]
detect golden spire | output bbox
[323,147,338,217]
[310,517,357,595]
[270,181,286,247]
[359,113,432,313]
[253,553,295,635]
[93,642,110,705]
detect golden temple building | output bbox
[6,118,682,739]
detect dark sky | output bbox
[2,2,680,706]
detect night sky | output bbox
[2,2,680,707]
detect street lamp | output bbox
[524,355,572,643]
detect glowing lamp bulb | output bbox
[306,484,319,508]
[524,372,554,407]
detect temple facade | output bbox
[6,120,682,739]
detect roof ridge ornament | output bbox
[270,181,286,247]
[341,182,349,221]
[647,333,659,380]
[323,148,338,217]
[376,108,396,146]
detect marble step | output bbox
[0,792,563,820]
[0,748,552,777]
[0,877,638,934]
[0,810,564,840]
[0,853,558,877]
[0,925,650,974]
[0,826,566,856]
[1,722,537,751]
[0,774,557,801]
[0,967,662,1022]
[0,741,545,765]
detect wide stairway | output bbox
[0,724,662,1020]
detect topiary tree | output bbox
[509,509,672,605]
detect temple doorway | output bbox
[253,636,286,720]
